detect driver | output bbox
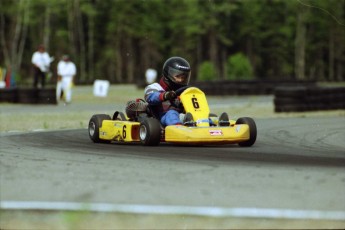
[144,56,191,126]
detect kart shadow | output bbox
[9,129,344,169]
[110,142,345,169]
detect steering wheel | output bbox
[169,86,191,112]
[175,85,191,96]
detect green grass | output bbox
[1,210,344,229]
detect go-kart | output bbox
[88,86,257,146]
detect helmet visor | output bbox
[168,67,191,85]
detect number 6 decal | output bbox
[192,98,200,109]
[123,125,126,139]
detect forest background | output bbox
[0,0,344,86]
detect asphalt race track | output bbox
[1,117,345,219]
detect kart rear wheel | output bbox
[236,117,257,147]
[88,114,111,143]
[139,118,161,146]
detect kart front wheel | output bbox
[139,118,161,146]
[88,114,111,143]
[236,117,257,147]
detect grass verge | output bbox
[1,210,344,229]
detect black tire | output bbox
[236,117,257,147]
[219,112,230,126]
[112,111,127,121]
[88,114,111,143]
[274,86,307,98]
[274,104,308,112]
[0,88,17,103]
[37,88,57,104]
[273,97,302,105]
[17,88,38,104]
[139,118,161,146]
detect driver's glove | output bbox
[170,98,184,113]
[163,91,177,101]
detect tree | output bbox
[197,61,217,81]
[0,0,30,81]
[295,3,307,80]
[227,53,254,80]
[0,0,344,85]
[301,0,345,80]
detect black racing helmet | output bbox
[162,57,191,90]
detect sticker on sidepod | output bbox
[209,130,223,136]
[114,123,122,127]
[236,125,241,133]
[196,118,209,124]
[175,126,193,132]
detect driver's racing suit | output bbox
[144,79,182,126]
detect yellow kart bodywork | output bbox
[180,87,211,127]
[99,120,141,142]
[164,87,251,144]
[165,124,250,144]
[97,119,251,145]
